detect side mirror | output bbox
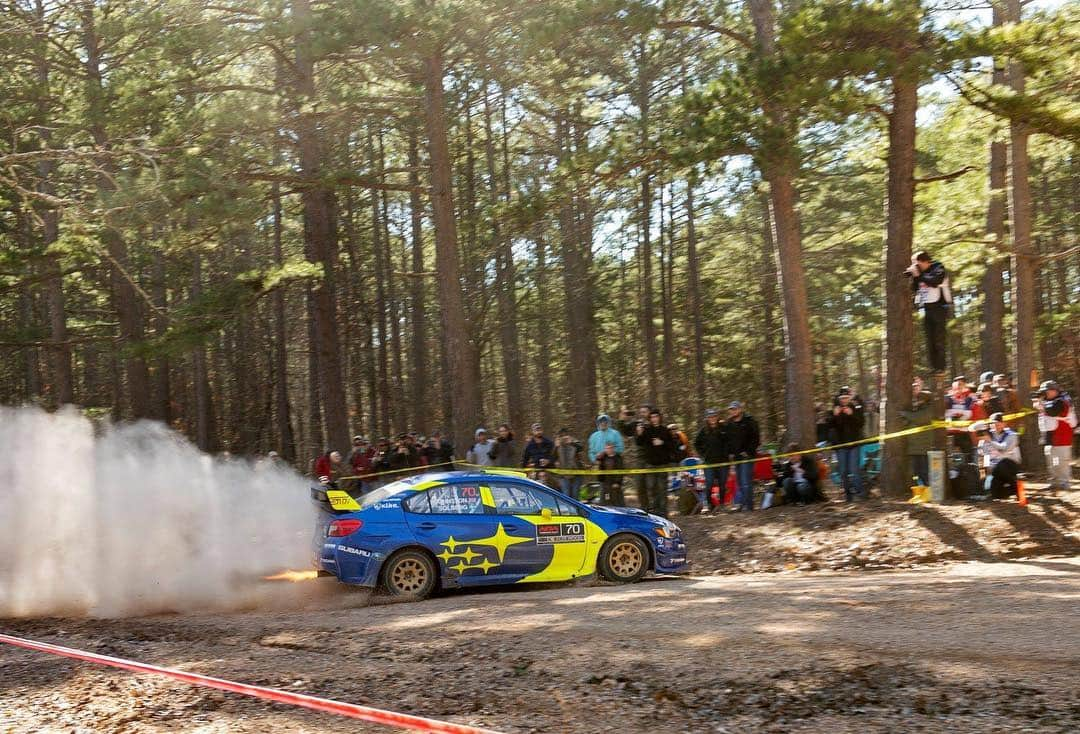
[540,508,553,520]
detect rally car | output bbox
[310,470,688,600]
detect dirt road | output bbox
[3,559,1078,733]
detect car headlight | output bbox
[653,526,677,538]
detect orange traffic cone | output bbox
[1017,479,1028,507]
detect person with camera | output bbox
[726,401,760,512]
[488,423,518,467]
[522,423,556,472]
[904,251,951,374]
[618,404,651,500]
[1036,380,1076,490]
[420,429,455,469]
[388,433,420,472]
[828,387,867,501]
[694,408,729,513]
[776,443,823,505]
[975,412,1022,499]
[635,408,677,517]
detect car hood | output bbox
[588,504,653,519]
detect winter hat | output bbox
[838,386,853,396]
[1040,380,1060,393]
[531,423,543,431]
[596,414,610,425]
[649,408,662,417]
[989,412,1005,423]
[979,371,995,384]
[475,427,488,437]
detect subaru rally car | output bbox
[311,470,688,600]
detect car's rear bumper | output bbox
[316,541,383,587]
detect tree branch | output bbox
[656,19,753,49]
[914,165,976,184]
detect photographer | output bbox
[419,429,455,468]
[975,413,1021,499]
[828,387,866,501]
[635,408,677,517]
[904,251,951,373]
[1036,380,1076,490]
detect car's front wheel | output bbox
[598,534,650,583]
[381,550,437,600]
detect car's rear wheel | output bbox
[381,550,437,601]
[598,534,650,583]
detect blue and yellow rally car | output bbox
[311,470,688,600]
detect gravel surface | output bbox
[2,487,1078,733]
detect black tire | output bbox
[380,550,437,601]
[598,534,650,583]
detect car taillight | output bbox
[328,519,363,537]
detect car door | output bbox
[484,482,590,582]
[403,482,532,586]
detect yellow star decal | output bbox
[474,557,498,574]
[449,558,470,572]
[459,547,481,563]
[437,548,456,563]
[465,523,531,563]
[442,535,462,553]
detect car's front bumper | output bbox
[653,533,688,573]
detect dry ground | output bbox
[2,486,1078,733]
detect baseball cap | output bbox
[727,401,742,410]
[704,408,720,418]
[989,412,1005,422]
[531,423,543,431]
[838,386,852,396]
[1040,380,1059,392]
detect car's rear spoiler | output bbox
[310,485,362,514]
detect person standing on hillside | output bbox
[619,405,651,502]
[588,414,624,462]
[635,408,677,517]
[829,387,866,501]
[489,423,518,467]
[904,251,951,375]
[694,408,729,513]
[1038,381,1075,490]
[901,377,937,487]
[466,428,496,467]
[726,401,760,512]
[522,423,555,471]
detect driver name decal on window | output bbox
[536,522,585,544]
[428,486,484,514]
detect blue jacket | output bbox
[588,416,624,461]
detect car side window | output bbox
[556,497,580,517]
[426,485,485,515]
[487,483,578,516]
[403,493,431,514]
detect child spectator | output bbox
[596,442,625,506]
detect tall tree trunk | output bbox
[423,46,482,451]
[484,85,524,431]
[79,0,151,418]
[748,0,815,447]
[368,130,391,437]
[191,254,216,452]
[759,200,782,441]
[34,0,73,406]
[685,172,706,419]
[407,129,428,431]
[1007,0,1041,470]
[150,248,171,423]
[378,129,406,431]
[534,234,555,431]
[636,48,658,405]
[879,71,919,497]
[557,115,593,434]
[980,2,1008,374]
[292,0,349,452]
[271,178,297,462]
[572,111,599,425]
[659,181,676,414]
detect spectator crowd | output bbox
[305,372,1075,518]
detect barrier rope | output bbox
[325,409,1038,480]
[0,633,502,734]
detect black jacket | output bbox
[635,423,677,466]
[726,415,760,458]
[911,260,950,307]
[694,424,729,463]
[828,398,865,444]
[522,436,555,467]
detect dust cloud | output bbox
[0,407,316,618]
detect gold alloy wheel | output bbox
[609,541,644,578]
[389,558,428,593]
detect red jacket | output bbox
[313,454,333,479]
[1045,396,1074,447]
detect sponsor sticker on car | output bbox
[536,522,585,545]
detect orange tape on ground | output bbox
[0,633,501,734]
